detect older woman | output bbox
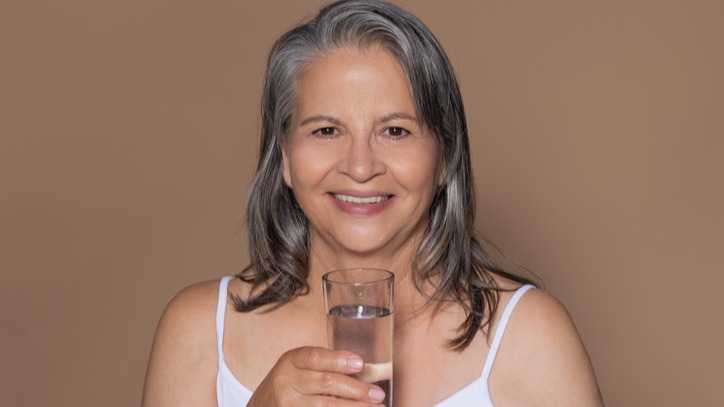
[142,1,603,406]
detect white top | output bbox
[215,276,535,406]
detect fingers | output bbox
[285,347,388,404]
[250,347,388,406]
[294,370,387,404]
[290,347,365,375]
[305,395,386,407]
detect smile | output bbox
[333,194,391,204]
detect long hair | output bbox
[234,0,536,350]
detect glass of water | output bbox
[322,268,394,406]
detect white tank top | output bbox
[215,276,534,406]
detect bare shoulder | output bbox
[142,279,224,407]
[157,279,221,335]
[490,288,604,406]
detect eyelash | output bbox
[384,127,409,138]
[311,127,338,138]
[310,126,410,139]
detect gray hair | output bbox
[235,0,535,350]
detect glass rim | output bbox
[322,268,394,285]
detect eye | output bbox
[312,127,339,138]
[384,127,409,138]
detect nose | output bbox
[338,134,385,182]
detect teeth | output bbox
[334,194,390,204]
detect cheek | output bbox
[391,151,440,194]
[287,144,335,188]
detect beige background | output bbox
[1,1,722,406]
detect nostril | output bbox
[338,141,385,182]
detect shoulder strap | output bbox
[481,284,535,381]
[216,276,234,362]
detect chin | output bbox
[334,236,409,261]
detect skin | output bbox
[142,48,603,406]
[281,47,442,274]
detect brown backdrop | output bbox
[2,1,722,406]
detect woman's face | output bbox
[283,47,442,266]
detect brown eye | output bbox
[313,127,338,138]
[385,127,408,137]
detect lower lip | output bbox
[329,194,394,216]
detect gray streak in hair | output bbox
[234,0,536,350]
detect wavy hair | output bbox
[234,0,536,350]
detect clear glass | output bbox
[323,268,394,406]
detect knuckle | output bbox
[316,399,341,407]
[280,348,297,361]
[318,372,338,391]
[269,371,292,390]
[303,347,322,368]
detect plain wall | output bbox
[1,1,722,406]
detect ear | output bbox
[281,142,292,188]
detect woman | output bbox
[142,1,603,405]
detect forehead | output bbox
[293,47,415,115]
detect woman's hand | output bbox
[247,346,387,406]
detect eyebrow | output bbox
[297,112,418,127]
[379,112,418,123]
[298,115,344,127]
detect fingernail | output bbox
[347,357,364,371]
[368,385,385,402]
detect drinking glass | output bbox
[322,268,394,406]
